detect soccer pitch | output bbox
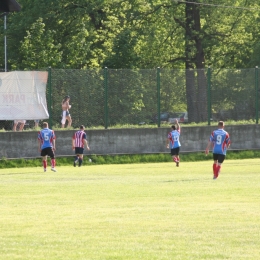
[0,160,260,260]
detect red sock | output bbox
[43,160,47,169]
[213,164,217,176]
[51,159,56,168]
[216,165,221,177]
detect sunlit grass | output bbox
[0,119,258,132]
[1,150,260,169]
[0,160,260,260]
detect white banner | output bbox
[0,71,49,120]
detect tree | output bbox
[19,18,62,70]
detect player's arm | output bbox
[205,140,212,155]
[176,119,180,131]
[226,134,231,149]
[84,139,90,150]
[166,133,170,148]
[166,139,170,148]
[52,139,56,151]
[226,140,231,149]
[37,139,41,151]
[72,137,75,150]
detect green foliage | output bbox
[1,150,260,169]
[3,0,260,70]
[19,18,62,70]
[1,1,260,126]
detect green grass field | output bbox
[1,160,260,260]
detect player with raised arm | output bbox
[72,125,90,167]
[205,121,231,179]
[38,122,57,172]
[166,119,181,167]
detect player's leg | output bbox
[77,148,84,167]
[215,155,225,178]
[41,149,48,172]
[170,149,177,163]
[74,148,80,166]
[175,147,180,167]
[78,154,83,167]
[212,154,218,179]
[74,155,79,167]
[47,147,57,172]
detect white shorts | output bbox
[61,111,70,124]
[14,120,26,124]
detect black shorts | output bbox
[75,147,84,155]
[170,147,180,156]
[213,153,225,163]
[41,147,55,158]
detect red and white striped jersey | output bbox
[72,130,87,148]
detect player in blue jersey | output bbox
[205,121,231,179]
[166,119,181,167]
[38,122,57,172]
[72,125,90,167]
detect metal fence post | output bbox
[207,67,211,125]
[104,67,108,129]
[255,66,259,124]
[157,67,161,127]
[47,66,52,128]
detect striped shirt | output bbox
[73,130,87,148]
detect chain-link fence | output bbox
[0,67,259,130]
[210,68,257,122]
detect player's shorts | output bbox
[75,147,84,155]
[170,147,180,156]
[14,120,26,124]
[41,147,55,158]
[213,153,225,163]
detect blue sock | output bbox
[79,158,83,166]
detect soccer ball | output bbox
[89,158,92,162]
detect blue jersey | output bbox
[209,129,230,155]
[38,128,56,149]
[168,130,181,149]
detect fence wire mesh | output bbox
[0,68,259,130]
[49,68,104,128]
[211,68,256,121]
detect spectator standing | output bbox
[61,95,72,128]
[38,122,57,172]
[13,120,26,131]
[166,119,181,167]
[34,120,40,128]
[72,125,90,167]
[205,121,231,179]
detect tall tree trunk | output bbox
[185,1,207,122]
